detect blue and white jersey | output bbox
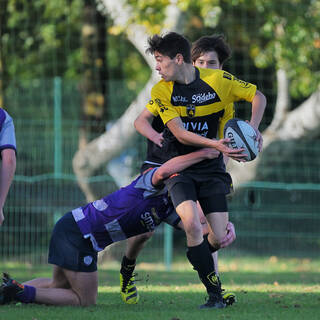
[72,168,179,251]
[0,108,16,154]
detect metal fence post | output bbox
[53,76,62,223]
[54,76,62,178]
[164,224,173,270]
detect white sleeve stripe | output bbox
[72,207,85,222]
[104,219,126,243]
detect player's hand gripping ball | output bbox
[224,118,259,161]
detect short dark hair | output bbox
[146,32,192,63]
[191,34,231,66]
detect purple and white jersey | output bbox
[0,108,16,154]
[72,168,179,251]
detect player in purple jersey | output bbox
[0,108,16,226]
[0,147,221,306]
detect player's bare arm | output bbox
[134,109,164,147]
[0,149,16,226]
[166,117,247,160]
[249,90,267,151]
[152,148,220,186]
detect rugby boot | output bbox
[222,289,236,306]
[120,272,139,304]
[0,273,24,304]
[199,292,226,309]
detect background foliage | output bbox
[0,0,319,264]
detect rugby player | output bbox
[0,147,221,306]
[120,34,237,307]
[136,32,266,309]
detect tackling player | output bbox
[0,147,222,306]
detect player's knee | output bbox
[80,298,96,307]
[184,220,202,238]
[78,292,97,307]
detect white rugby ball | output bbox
[223,118,259,161]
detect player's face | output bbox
[154,51,179,82]
[193,50,222,70]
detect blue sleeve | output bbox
[0,110,17,153]
[134,168,167,198]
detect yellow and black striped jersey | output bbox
[146,67,255,138]
[145,67,257,173]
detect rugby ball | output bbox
[223,118,259,161]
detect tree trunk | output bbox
[79,0,108,149]
[73,73,158,201]
[266,69,290,133]
[73,0,182,201]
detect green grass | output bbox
[1,256,320,320]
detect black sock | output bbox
[121,256,136,275]
[186,241,220,294]
[203,234,220,253]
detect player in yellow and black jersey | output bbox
[138,34,238,171]
[120,34,238,307]
[145,66,255,174]
[137,32,266,309]
[119,35,238,308]
[141,32,266,309]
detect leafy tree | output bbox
[3,0,83,79]
[0,0,84,118]
[1,0,111,146]
[73,0,320,201]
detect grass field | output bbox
[0,256,319,320]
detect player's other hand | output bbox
[152,132,164,147]
[219,221,236,248]
[216,138,247,162]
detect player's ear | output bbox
[175,53,184,64]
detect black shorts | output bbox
[165,172,231,214]
[48,212,98,272]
